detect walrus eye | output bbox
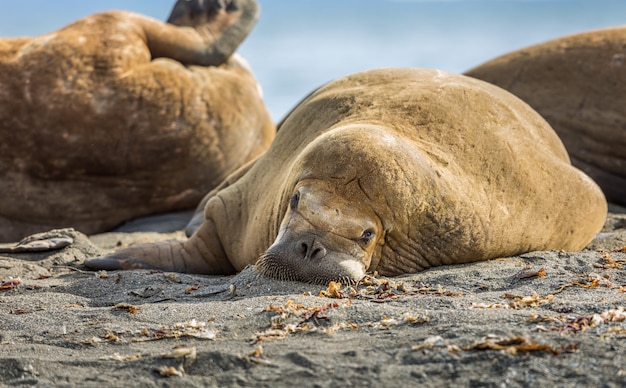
[290,192,300,210]
[359,229,375,244]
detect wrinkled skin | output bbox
[466,26,626,206]
[86,68,607,284]
[0,0,274,242]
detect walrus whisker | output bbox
[258,250,359,285]
[256,252,301,282]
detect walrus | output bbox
[0,0,274,243]
[465,26,626,206]
[85,68,607,284]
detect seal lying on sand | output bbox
[86,68,607,284]
[465,26,626,206]
[0,0,274,243]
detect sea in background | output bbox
[1,0,625,121]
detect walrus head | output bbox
[256,179,383,285]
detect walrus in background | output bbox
[0,0,274,243]
[465,26,626,206]
[85,68,607,284]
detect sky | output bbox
[1,0,625,120]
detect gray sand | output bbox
[1,213,624,387]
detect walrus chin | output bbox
[255,250,364,285]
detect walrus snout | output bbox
[297,237,327,260]
[255,233,368,285]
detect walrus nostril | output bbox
[297,238,327,260]
[299,241,309,256]
[310,245,326,260]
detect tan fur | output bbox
[465,26,626,205]
[86,68,607,283]
[0,1,275,242]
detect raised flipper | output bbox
[86,219,236,275]
[139,0,260,66]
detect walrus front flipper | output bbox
[85,255,150,271]
[85,240,224,274]
[146,0,260,66]
[85,241,189,272]
[87,219,236,275]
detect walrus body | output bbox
[0,0,274,242]
[86,68,607,284]
[465,26,626,206]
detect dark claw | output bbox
[166,0,258,27]
[163,0,260,66]
[167,0,229,26]
[84,256,156,271]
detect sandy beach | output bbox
[0,210,623,387]
[1,2,624,387]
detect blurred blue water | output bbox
[1,0,625,121]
